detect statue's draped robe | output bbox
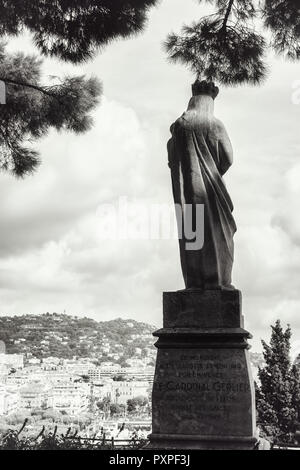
[168,98,237,289]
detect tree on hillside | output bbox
[0,0,158,177]
[256,320,300,444]
[165,0,300,85]
[127,395,148,414]
[113,374,126,381]
[96,396,111,411]
[110,403,125,416]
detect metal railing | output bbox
[64,435,147,449]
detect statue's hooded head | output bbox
[192,80,219,100]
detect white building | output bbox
[49,381,89,415]
[6,372,28,387]
[27,358,41,365]
[111,380,150,405]
[64,362,95,376]
[0,364,8,380]
[121,366,154,383]
[88,368,102,382]
[92,379,114,401]
[20,382,50,409]
[0,386,20,415]
[91,364,154,383]
[0,353,24,369]
[99,363,121,377]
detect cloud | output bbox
[0,97,149,253]
[232,143,300,348]
[0,96,182,325]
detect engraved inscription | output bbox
[152,349,253,436]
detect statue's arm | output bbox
[167,137,174,169]
[215,120,233,176]
[167,122,176,169]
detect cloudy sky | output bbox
[1,0,300,352]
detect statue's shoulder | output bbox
[175,112,189,126]
[208,117,228,140]
[213,117,226,130]
[174,111,219,135]
[174,111,200,130]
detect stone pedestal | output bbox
[149,289,257,450]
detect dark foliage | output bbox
[0,1,158,176]
[0,43,102,177]
[0,0,159,63]
[165,17,266,85]
[0,425,112,450]
[165,0,300,85]
[0,420,147,450]
[256,320,300,444]
[263,0,300,60]
[0,313,155,361]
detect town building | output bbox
[19,382,50,409]
[48,381,90,415]
[111,380,150,405]
[0,353,24,370]
[0,386,20,415]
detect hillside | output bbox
[0,313,157,365]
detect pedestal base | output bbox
[148,434,257,450]
[150,289,257,450]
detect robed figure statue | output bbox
[168,80,236,290]
[150,81,256,451]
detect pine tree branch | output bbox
[0,76,59,101]
[221,0,235,32]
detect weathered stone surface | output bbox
[168,83,236,290]
[149,290,257,450]
[163,289,242,329]
[148,434,257,450]
[151,347,255,435]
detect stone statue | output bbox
[168,80,236,290]
[150,81,256,450]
